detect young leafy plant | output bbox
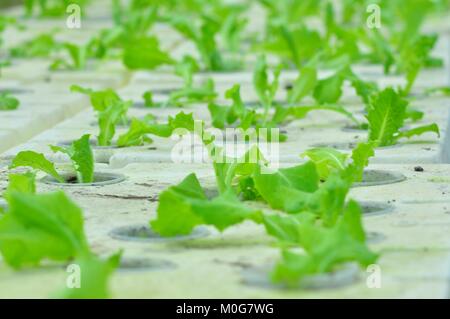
[268,201,378,286]
[0,189,120,298]
[208,58,361,139]
[169,14,241,71]
[10,33,60,58]
[302,142,375,183]
[71,85,132,146]
[122,36,174,70]
[50,42,89,70]
[117,111,195,147]
[9,150,64,183]
[9,134,95,184]
[50,134,95,183]
[366,88,440,146]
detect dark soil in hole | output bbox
[43,172,126,186]
[65,176,79,184]
[109,224,209,242]
[360,201,393,216]
[119,257,176,271]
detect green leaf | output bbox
[70,85,121,112]
[150,173,261,236]
[117,112,195,147]
[262,213,315,244]
[287,67,317,104]
[123,36,174,70]
[208,102,229,129]
[5,172,36,197]
[0,191,89,268]
[345,142,375,183]
[253,162,319,214]
[0,93,20,110]
[10,33,58,58]
[271,200,378,285]
[9,151,64,183]
[50,134,94,183]
[175,55,199,87]
[117,119,171,147]
[150,173,208,236]
[167,78,217,106]
[253,55,281,122]
[98,100,131,146]
[142,91,154,107]
[289,104,360,126]
[190,190,262,231]
[56,252,121,299]
[313,71,345,104]
[397,123,440,140]
[302,148,348,181]
[366,88,409,146]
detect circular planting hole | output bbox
[354,169,406,187]
[360,201,394,216]
[109,224,210,243]
[241,263,359,290]
[42,172,126,186]
[118,257,176,272]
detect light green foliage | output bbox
[50,134,94,183]
[123,36,174,70]
[367,88,439,146]
[0,92,20,110]
[9,151,64,183]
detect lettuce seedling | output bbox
[71,85,132,146]
[10,135,95,184]
[10,33,60,58]
[269,201,378,286]
[142,57,217,107]
[0,190,120,298]
[50,134,94,183]
[208,59,361,138]
[9,150,64,183]
[0,92,20,111]
[169,15,240,71]
[50,42,89,70]
[150,173,262,236]
[367,88,440,146]
[302,142,375,183]
[220,10,248,53]
[287,62,378,107]
[0,191,89,267]
[117,111,195,147]
[398,34,441,96]
[123,36,174,70]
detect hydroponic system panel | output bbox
[0,0,450,299]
